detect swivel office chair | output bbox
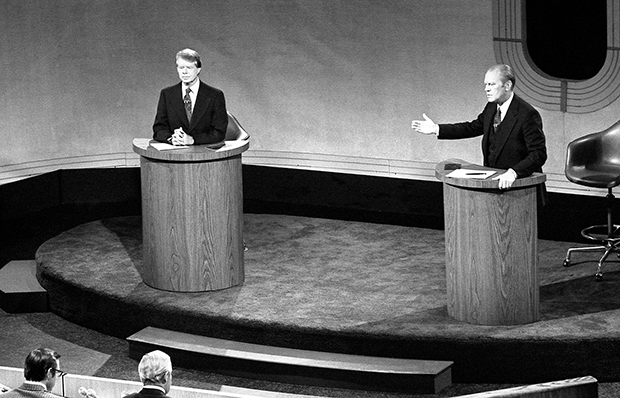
[225,112,250,141]
[563,120,620,280]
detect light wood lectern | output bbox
[133,138,249,292]
[435,159,546,325]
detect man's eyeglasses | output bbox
[52,368,68,378]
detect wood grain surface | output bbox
[135,140,247,292]
[437,159,544,325]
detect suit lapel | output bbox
[170,83,190,128]
[481,102,495,158]
[188,82,213,132]
[494,95,520,151]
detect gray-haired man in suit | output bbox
[411,64,547,191]
[123,351,173,398]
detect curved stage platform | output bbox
[35,214,620,384]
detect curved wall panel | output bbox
[493,0,620,113]
[1,1,619,197]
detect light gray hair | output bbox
[488,64,516,88]
[138,350,172,384]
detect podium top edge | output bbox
[435,158,546,189]
[132,138,249,161]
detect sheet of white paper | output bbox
[446,169,496,179]
[150,142,190,151]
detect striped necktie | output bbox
[493,107,501,133]
[184,87,192,122]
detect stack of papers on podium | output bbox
[446,169,495,179]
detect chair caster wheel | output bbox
[595,272,603,281]
[563,259,571,267]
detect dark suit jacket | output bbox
[123,387,172,398]
[153,81,228,145]
[438,94,547,178]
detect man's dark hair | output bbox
[24,348,61,382]
[176,48,202,68]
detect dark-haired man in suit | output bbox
[411,64,547,191]
[153,48,228,146]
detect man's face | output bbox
[484,69,511,104]
[176,58,200,86]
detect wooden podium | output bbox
[133,138,249,292]
[435,159,546,325]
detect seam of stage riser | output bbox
[127,326,453,393]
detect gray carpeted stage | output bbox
[34,214,620,385]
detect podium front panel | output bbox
[134,139,246,292]
[443,183,539,325]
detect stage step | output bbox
[0,260,48,313]
[127,326,453,394]
[453,376,598,398]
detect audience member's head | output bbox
[138,350,172,393]
[23,348,63,392]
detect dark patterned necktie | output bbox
[184,87,192,122]
[493,107,501,133]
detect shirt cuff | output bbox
[507,168,518,179]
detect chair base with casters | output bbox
[563,188,620,281]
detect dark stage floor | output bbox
[33,214,620,386]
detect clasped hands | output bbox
[411,114,516,190]
[170,128,194,146]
